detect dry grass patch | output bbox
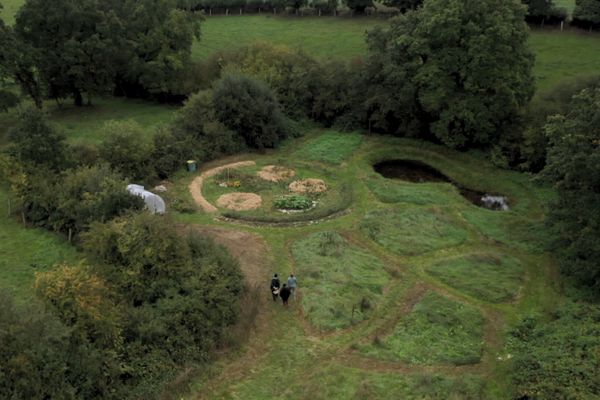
[256,165,295,182]
[289,178,327,194]
[217,193,262,211]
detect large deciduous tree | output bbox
[542,88,600,293]
[573,0,600,30]
[11,0,201,105]
[365,0,535,149]
[14,0,120,106]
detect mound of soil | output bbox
[217,193,262,211]
[289,179,327,194]
[257,165,296,182]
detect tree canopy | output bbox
[365,0,535,149]
[542,87,600,292]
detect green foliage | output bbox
[213,73,289,149]
[291,231,389,330]
[81,213,243,393]
[361,206,469,256]
[294,131,363,164]
[0,290,74,399]
[573,0,600,29]
[426,253,524,303]
[99,120,154,181]
[365,0,534,148]
[360,292,484,365]
[51,164,144,235]
[383,0,422,11]
[343,0,373,13]
[542,87,600,292]
[274,194,312,210]
[508,302,600,399]
[6,106,68,171]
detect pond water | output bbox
[373,160,509,211]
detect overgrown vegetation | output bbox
[426,253,525,303]
[291,231,389,330]
[359,292,484,365]
[361,206,469,256]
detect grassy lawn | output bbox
[529,30,600,94]
[0,98,176,145]
[0,189,84,300]
[359,291,484,365]
[291,231,389,330]
[426,253,525,303]
[293,130,364,165]
[192,15,382,60]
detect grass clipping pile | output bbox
[289,179,327,194]
[257,165,296,182]
[217,193,262,211]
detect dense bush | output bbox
[82,213,243,372]
[213,73,291,148]
[542,87,600,292]
[99,120,155,182]
[509,302,600,399]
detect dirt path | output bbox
[188,161,256,213]
[188,226,275,400]
[191,226,268,287]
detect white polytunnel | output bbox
[126,184,166,214]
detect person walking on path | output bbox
[280,284,291,306]
[270,273,281,301]
[287,273,297,299]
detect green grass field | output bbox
[169,132,560,399]
[361,206,470,256]
[359,291,484,365]
[0,190,84,300]
[292,231,389,330]
[426,253,524,303]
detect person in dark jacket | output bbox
[270,273,281,301]
[279,284,291,306]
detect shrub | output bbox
[274,194,313,210]
[98,120,155,182]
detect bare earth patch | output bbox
[289,178,328,194]
[188,160,256,213]
[257,165,296,182]
[217,192,262,211]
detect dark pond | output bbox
[373,160,509,211]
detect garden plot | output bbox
[426,253,525,303]
[201,162,350,222]
[360,206,469,256]
[358,291,484,365]
[291,231,390,330]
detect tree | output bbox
[212,73,290,149]
[523,0,567,26]
[0,3,42,108]
[365,0,535,148]
[14,0,120,105]
[383,0,422,12]
[542,88,600,292]
[573,0,600,30]
[111,0,202,98]
[344,0,373,13]
[6,107,68,172]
